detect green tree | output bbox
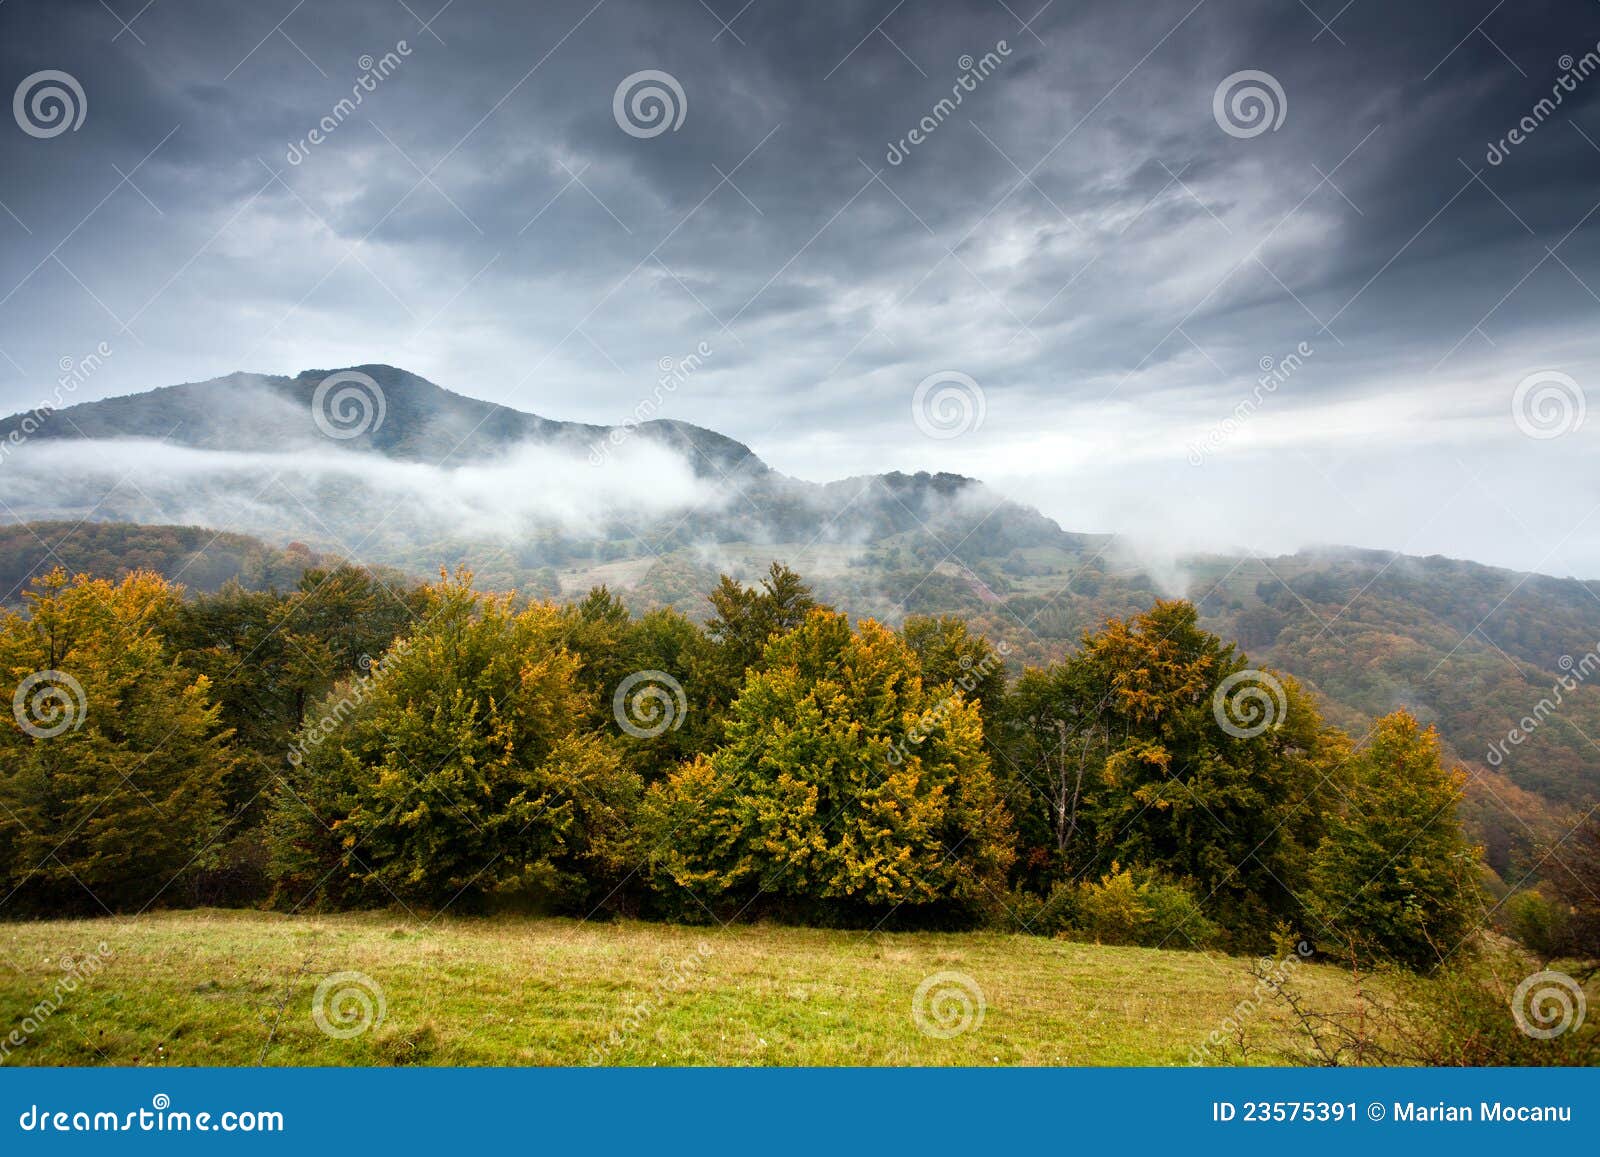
[268,571,638,910]
[1306,712,1482,970]
[999,601,1343,941]
[703,562,819,705]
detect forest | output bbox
[1,558,1596,981]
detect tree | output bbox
[642,608,1013,924]
[1306,712,1483,970]
[901,614,1008,725]
[997,600,1344,940]
[268,571,638,910]
[0,569,234,911]
[703,562,819,705]
[996,659,1111,882]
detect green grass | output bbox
[0,910,1370,1067]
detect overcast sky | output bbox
[4,0,1600,574]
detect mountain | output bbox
[1,365,1596,875]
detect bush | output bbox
[1066,869,1220,949]
[1141,878,1222,950]
[1503,889,1572,963]
[1076,868,1151,945]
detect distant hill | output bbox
[1,365,1595,879]
[0,522,334,602]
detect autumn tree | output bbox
[642,608,1013,924]
[0,569,234,911]
[999,601,1344,939]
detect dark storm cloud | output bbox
[4,0,1600,571]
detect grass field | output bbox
[0,910,1373,1067]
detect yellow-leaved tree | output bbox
[642,608,1013,925]
[0,568,234,912]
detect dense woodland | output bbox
[7,554,1595,982]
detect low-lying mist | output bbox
[0,435,723,554]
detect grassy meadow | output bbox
[0,910,1376,1067]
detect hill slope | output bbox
[1,366,1596,864]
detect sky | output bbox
[3,0,1600,574]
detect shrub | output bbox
[1075,868,1150,945]
[1503,889,1571,963]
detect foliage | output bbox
[0,569,236,911]
[1070,867,1221,949]
[1306,713,1482,970]
[642,608,1014,925]
[267,572,638,910]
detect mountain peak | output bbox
[3,364,769,477]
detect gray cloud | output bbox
[4,0,1600,572]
